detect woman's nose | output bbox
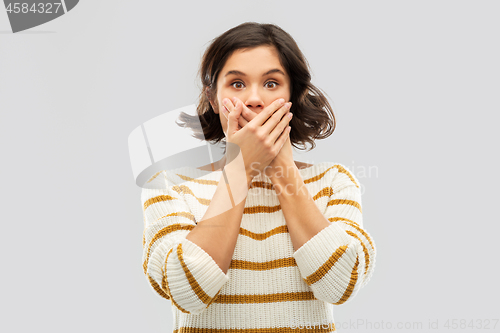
[244,86,264,111]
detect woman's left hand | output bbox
[230,97,296,182]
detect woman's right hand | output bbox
[222,97,292,180]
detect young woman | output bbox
[141,22,376,332]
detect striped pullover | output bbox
[141,162,376,332]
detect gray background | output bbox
[1,1,498,332]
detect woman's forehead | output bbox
[221,46,286,77]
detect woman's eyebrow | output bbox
[224,68,285,77]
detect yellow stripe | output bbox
[143,223,194,274]
[155,211,196,223]
[343,221,374,251]
[162,248,191,314]
[327,198,362,213]
[239,225,289,240]
[250,181,275,190]
[345,230,370,277]
[173,185,212,206]
[177,243,214,305]
[303,165,336,184]
[146,170,163,183]
[334,165,359,188]
[230,257,297,270]
[333,256,359,305]
[147,273,171,300]
[303,245,348,286]
[312,187,334,200]
[328,217,357,224]
[327,217,375,255]
[213,291,316,304]
[143,194,178,210]
[173,323,335,333]
[176,173,219,186]
[204,289,222,309]
[303,164,358,188]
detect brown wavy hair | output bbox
[176,22,336,154]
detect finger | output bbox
[275,125,292,152]
[232,99,249,129]
[223,98,242,135]
[222,98,247,132]
[270,109,293,144]
[249,98,286,127]
[222,98,247,130]
[221,103,229,121]
[222,98,235,115]
[222,104,243,132]
[263,101,291,135]
[232,97,257,128]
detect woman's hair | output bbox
[176,21,337,154]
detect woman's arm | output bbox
[274,164,376,305]
[185,159,254,274]
[142,159,253,315]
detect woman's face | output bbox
[210,45,291,135]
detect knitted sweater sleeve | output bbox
[292,166,376,305]
[141,172,229,314]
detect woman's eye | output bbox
[231,81,244,89]
[266,81,278,89]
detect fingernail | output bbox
[231,97,237,104]
[286,102,292,110]
[288,112,293,119]
[222,98,228,105]
[279,98,285,105]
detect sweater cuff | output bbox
[292,223,353,278]
[179,237,230,296]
